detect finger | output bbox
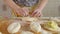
[31,10,37,16]
[16,9,25,16]
[20,10,26,16]
[33,11,40,17]
[22,9,27,16]
[18,8,27,16]
[22,8,29,16]
[38,11,42,17]
[14,10,21,16]
[22,7,29,14]
[24,9,29,14]
[37,12,41,17]
[35,11,42,17]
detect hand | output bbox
[14,7,29,17]
[31,9,42,17]
[22,7,29,16]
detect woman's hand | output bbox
[14,7,29,17]
[5,0,29,17]
[22,7,29,16]
[31,0,48,17]
[31,9,42,17]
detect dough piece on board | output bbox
[30,22,41,33]
[7,21,21,33]
[0,32,2,34]
[21,17,38,21]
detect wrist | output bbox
[12,4,22,11]
[36,7,43,11]
[14,5,21,9]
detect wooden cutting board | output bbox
[0,17,60,34]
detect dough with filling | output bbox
[7,21,21,33]
[0,32,2,34]
[30,22,41,33]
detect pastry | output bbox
[30,22,41,33]
[43,21,60,32]
[7,21,21,33]
[0,32,2,34]
[21,17,38,21]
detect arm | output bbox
[31,0,48,17]
[4,0,29,16]
[4,0,21,10]
[37,0,48,11]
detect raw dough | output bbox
[7,21,21,33]
[30,22,41,33]
[0,32,2,34]
[21,17,38,21]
